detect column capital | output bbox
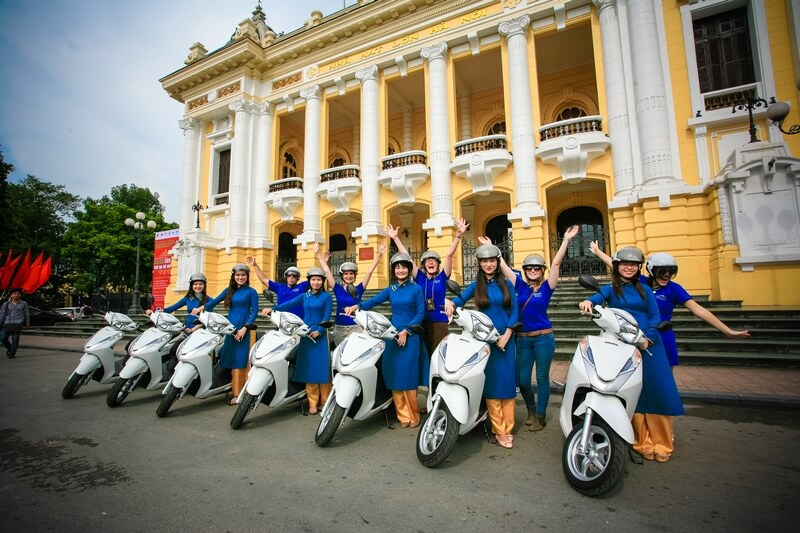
[228,98,250,113]
[499,15,530,39]
[178,117,200,132]
[300,84,322,101]
[255,101,273,116]
[355,64,379,83]
[421,42,448,62]
[593,0,617,12]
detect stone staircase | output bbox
[26,279,800,366]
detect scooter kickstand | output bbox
[384,409,395,430]
[482,419,496,444]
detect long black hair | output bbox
[611,262,645,301]
[223,271,250,309]
[474,261,511,311]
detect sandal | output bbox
[229,398,238,406]
[309,407,318,415]
[496,435,513,449]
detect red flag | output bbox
[27,256,53,293]
[21,252,45,293]
[8,249,32,290]
[0,250,21,290]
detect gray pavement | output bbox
[16,334,800,409]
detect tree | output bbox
[0,148,13,237]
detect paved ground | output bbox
[15,334,800,409]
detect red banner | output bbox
[151,229,180,310]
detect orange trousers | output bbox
[306,383,332,410]
[485,399,515,438]
[392,390,420,427]
[632,413,674,456]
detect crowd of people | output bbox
[133,222,749,462]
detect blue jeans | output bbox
[515,333,555,414]
[1,324,23,356]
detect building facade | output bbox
[160,0,800,306]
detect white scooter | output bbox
[156,311,255,417]
[230,310,327,429]
[415,291,500,468]
[314,309,398,447]
[559,275,670,496]
[106,311,186,407]
[61,311,140,399]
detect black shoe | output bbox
[6,351,15,359]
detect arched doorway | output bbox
[463,215,513,283]
[554,207,608,276]
[276,231,297,279]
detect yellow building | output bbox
[160,0,800,306]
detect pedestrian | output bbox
[193,264,259,405]
[148,273,209,372]
[386,218,469,356]
[579,246,685,463]
[589,243,750,366]
[314,241,386,347]
[444,244,518,449]
[0,288,30,359]
[480,224,580,431]
[269,267,332,414]
[246,256,309,318]
[344,252,427,428]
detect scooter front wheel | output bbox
[106,376,136,407]
[416,402,459,468]
[230,393,257,430]
[61,373,86,399]
[315,391,346,447]
[562,417,627,496]
[156,385,180,418]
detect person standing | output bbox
[314,241,386,347]
[344,252,426,428]
[193,264,259,405]
[481,225,580,431]
[0,288,30,359]
[445,244,518,449]
[579,247,685,463]
[245,257,309,318]
[386,218,469,355]
[270,268,333,414]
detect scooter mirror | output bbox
[656,320,673,332]
[446,279,461,296]
[345,283,359,299]
[578,274,602,293]
[262,289,274,303]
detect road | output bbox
[0,348,798,532]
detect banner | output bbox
[151,229,180,310]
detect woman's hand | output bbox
[245,256,257,267]
[578,300,594,314]
[260,308,271,317]
[145,309,153,316]
[310,331,320,340]
[477,235,492,246]
[564,225,580,241]
[378,242,387,256]
[455,217,469,237]
[343,305,358,316]
[234,327,247,342]
[385,224,399,239]
[396,330,408,347]
[588,241,601,256]
[443,299,455,317]
[191,306,205,316]
[496,329,513,351]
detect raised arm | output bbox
[683,300,750,338]
[548,225,579,289]
[443,218,469,277]
[478,235,516,281]
[314,242,337,287]
[588,241,613,269]
[361,242,387,289]
[386,224,419,277]
[245,256,271,286]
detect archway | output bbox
[554,206,608,276]
[276,231,297,279]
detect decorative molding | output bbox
[187,95,208,111]
[272,72,302,91]
[217,81,241,99]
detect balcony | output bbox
[266,177,303,221]
[536,116,609,184]
[449,135,512,195]
[378,151,429,205]
[316,165,361,213]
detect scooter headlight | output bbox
[252,337,297,363]
[578,336,595,367]
[206,315,234,335]
[365,314,392,337]
[278,313,306,336]
[469,313,496,342]
[133,332,172,351]
[354,342,384,363]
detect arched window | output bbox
[486,120,506,135]
[281,152,298,179]
[556,107,587,121]
[331,157,345,168]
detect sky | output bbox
[0,0,351,222]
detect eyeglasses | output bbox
[653,267,677,278]
[286,274,299,278]
[523,266,544,272]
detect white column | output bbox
[352,124,361,165]
[353,65,383,241]
[228,98,254,242]
[403,105,413,151]
[459,91,472,140]
[628,0,675,185]
[595,0,636,202]
[178,117,201,235]
[421,42,455,234]
[499,15,545,225]
[295,85,323,249]
[252,102,273,247]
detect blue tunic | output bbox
[333,282,365,326]
[164,295,206,329]
[416,270,449,323]
[205,286,259,369]
[268,280,310,318]
[360,281,429,390]
[514,275,554,332]
[642,275,692,366]
[276,290,332,383]
[589,283,685,416]
[453,278,518,399]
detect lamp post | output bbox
[732,95,768,143]
[124,212,157,314]
[767,97,800,135]
[191,200,206,229]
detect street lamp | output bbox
[124,211,157,314]
[732,95,768,143]
[766,97,800,135]
[191,200,206,229]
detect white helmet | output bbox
[338,262,358,275]
[612,246,644,265]
[647,253,678,277]
[189,272,207,283]
[475,244,501,260]
[284,266,301,278]
[231,263,250,274]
